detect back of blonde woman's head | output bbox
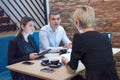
[73,5,95,28]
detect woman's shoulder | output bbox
[74,33,81,37]
[9,37,18,46]
[10,34,23,43]
[73,33,88,40]
[10,36,18,43]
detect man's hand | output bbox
[63,43,72,49]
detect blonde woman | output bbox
[62,5,119,80]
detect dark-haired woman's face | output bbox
[22,21,35,35]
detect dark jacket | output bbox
[8,33,40,80]
[68,31,119,80]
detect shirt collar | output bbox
[48,23,59,32]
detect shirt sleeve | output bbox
[8,40,29,65]
[40,30,63,52]
[67,34,84,71]
[62,28,71,45]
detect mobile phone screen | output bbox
[40,68,54,73]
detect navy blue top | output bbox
[68,31,118,80]
[8,33,39,65]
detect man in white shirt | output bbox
[39,10,71,52]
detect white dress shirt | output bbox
[39,24,71,52]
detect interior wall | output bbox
[49,0,120,47]
[0,0,48,29]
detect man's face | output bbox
[49,14,61,29]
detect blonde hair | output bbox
[73,5,95,28]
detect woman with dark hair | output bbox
[8,16,43,80]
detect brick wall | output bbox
[49,0,120,48]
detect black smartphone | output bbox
[37,49,51,56]
[40,68,54,73]
[22,61,34,65]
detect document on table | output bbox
[61,49,71,61]
[61,49,85,72]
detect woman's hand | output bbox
[29,53,40,60]
[61,57,69,65]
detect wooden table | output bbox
[7,48,120,80]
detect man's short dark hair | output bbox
[49,10,60,18]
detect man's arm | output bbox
[62,28,72,48]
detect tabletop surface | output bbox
[7,48,120,80]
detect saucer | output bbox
[41,62,50,66]
[49,62,62,68]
